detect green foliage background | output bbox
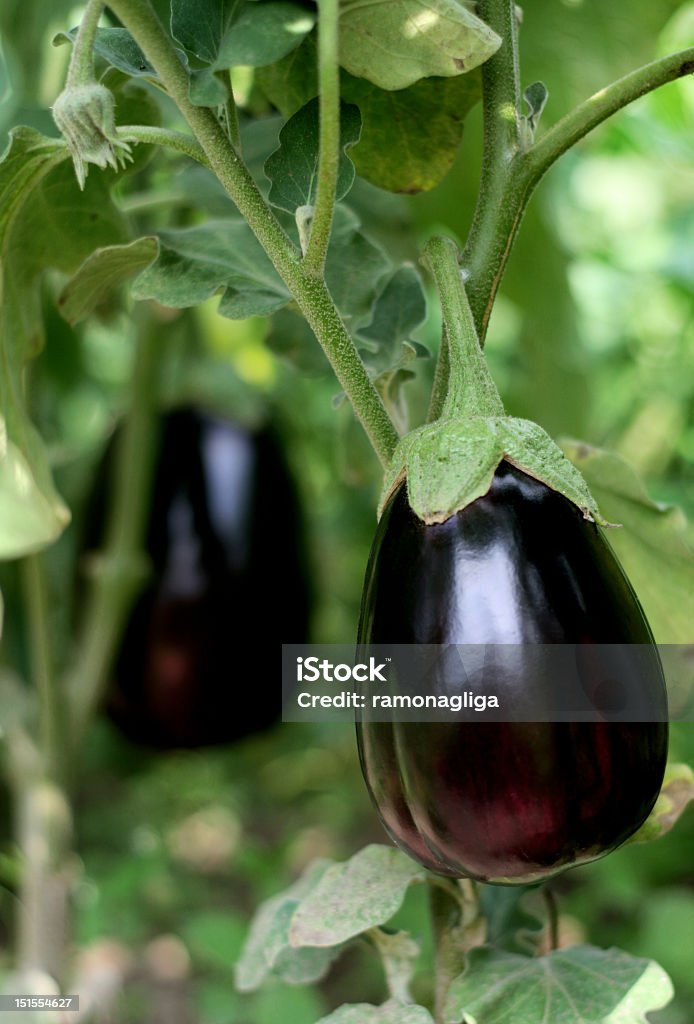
[0,1,692,1021]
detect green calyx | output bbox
[380,235,610,526]
[379,414,610,525]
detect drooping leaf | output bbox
[235,859,341,991]
[58,237,159,325]
[257,36,482,193]
[444,945,673,1024]
[265,308,330,375]
[264,98,361,214]
[289,845,425,948]
[628,763,694,844]
[55,27,158,78]
[561,441,694,643]
[339,0,501,91]
[317,1003,434,1024]
[0,128,125,557]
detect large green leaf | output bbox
[257,36,481,193]
[444,945,673,1024]
[339,0,500,90]
[562,441,694,643]
[342,72,480,193]
[131,206,390,328]
[265,99,361,214]
[171,0,314,72]
[289,845,425,948]
[0,128,124,557]
[131,217,292,317]
[235,859,342,991]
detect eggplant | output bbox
[357,461,668,883]
[101,408,311,748]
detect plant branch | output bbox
[303,0,340,275]
[65,0,104,87]
[20,556,62,780]
[66,314,161,746]
[528,47,694,181]
[119,124,209,166]
[460,0,522,341]
[422,236,504,421]
[105,0,397,465]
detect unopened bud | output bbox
[52,83,133,189]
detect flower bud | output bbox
[52,83,133,189]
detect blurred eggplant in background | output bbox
[86,408,312,748]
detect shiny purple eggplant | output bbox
[357,461,668,883]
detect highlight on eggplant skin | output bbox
[356,460,668,884]
[87,407,312,749]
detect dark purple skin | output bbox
[356,461,668,883]
[103,408,311,748]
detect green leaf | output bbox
[0,128,125,557]
[235,859,341,992]
[131,218,292,317]
[58,237,159,325]
[479,887,543,956]
[255,33,318,117]
[171,0,314,74]
[265,99,361,214]
[323,206,391,330]
[561,441,694,643]
[289,845,425,948]
[444,945,673,1024]
[257,37,482,193]
[342,72,480,193]
[317,1003,434,1024]
[215,2,315,68]
[339,0,501,91]
[170,0,241,64]
[55,27,158,78]
[358,266,428,431]
[628,763,694,845]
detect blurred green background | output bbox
[0,1,693,1021]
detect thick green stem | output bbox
[303,0,340,275]
[20,556,62,781]
[65,0,103,87]
[461,0,521,341]
[422,236,504,421]
[461,41,694,344]
[105,0,397,465]
[66,315,161,746]
[528,47,694,180]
